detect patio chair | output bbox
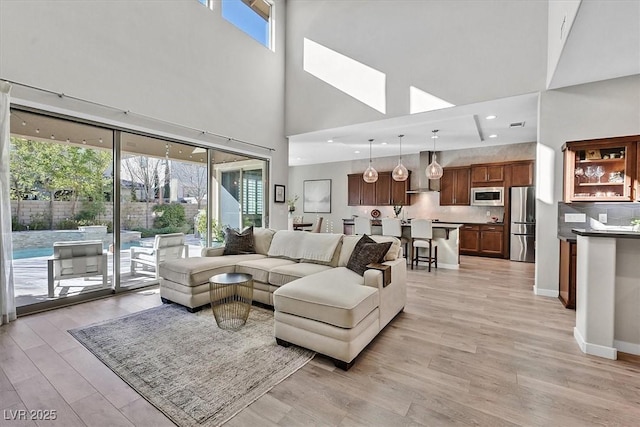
[130,233,188,279]
[48,240,108,298]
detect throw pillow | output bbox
[223,226,256,255]
[346,239,392,276]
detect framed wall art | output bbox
[274,184,285,203]
[303,179,331,213]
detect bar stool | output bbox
[354,217,372,235]
[411,219,437,272]
[381,218,409,262]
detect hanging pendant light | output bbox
[426,129,443,179]
[392,134,408,182]
[363,139,379,183]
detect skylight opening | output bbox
[222,0,272,49]
[303,38,386,114]
[409,86,455,114]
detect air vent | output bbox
[509,121,525,128]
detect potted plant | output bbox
[631,218,640,232]
[287,195,299,213]
[196,210,224,246]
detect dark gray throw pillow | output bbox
[223,226,255,255]
[346,237,392,276]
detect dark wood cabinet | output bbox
[440,167,470,206]
[479,224,504,256]
[563,135,638,202]
[509,161,534,187]
[347,171,411,206]
[559,239,576,309]
[347,174,362,206]
[460,223,504,257]
[459,224,480,254]
[471,164,504,185]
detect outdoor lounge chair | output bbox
[130,233,188,279]
[47,240,108,298]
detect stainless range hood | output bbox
[406,151,440,193]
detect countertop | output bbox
[571,228,640,239]
[343,219,500,227]
[557,234,577,243]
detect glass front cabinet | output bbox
[563,136,638,202]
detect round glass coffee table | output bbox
[209,273,254,330]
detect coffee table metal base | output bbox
[209,273,253,330]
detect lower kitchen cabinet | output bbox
[460,223,504,257]
[558,239,577,309]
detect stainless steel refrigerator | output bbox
[510,186,535,262]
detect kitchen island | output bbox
[571,228,640,359]
[342,219,463,269]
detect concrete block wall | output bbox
[10,201,200,230]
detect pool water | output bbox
[13,241,142,260]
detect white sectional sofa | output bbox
[158,228,407,369]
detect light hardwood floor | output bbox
[2,256,640,426]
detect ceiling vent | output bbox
[509,121,526,128]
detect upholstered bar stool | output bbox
[354,217,372,235]
[410,219,438,272]
[381,218,409,262]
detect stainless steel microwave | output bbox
[471,187,504,206]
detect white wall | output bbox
[285,0,548,136]
[546,0,582,88]
[535,75,640,296]
[288,142,536,232]
[0,0,290,229]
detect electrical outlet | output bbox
[486,211,491,217]
[565,213,586,223]
[599,213,608,223]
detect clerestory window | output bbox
[222,0,273,49]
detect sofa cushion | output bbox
[223,226,255,255]
[338,235,362,267]
[159,254,265,287]
[269,262,333,287]
[346,241,392,276]
[370,235,402,261]
[236,257,298,284]
[268,231,342,264]
[253,228,276,255]
[273,267,378,329]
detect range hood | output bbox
[406,151,440,193]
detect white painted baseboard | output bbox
[574,327,618,360]
[614,340,640,356]
[437,263,459,270]
[533,286,558,298]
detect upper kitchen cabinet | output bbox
[509,161,535,187]
[563,135,638,202]
[471,164,504,186]
[440,167,470,206]
[347,172,411,206]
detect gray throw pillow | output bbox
[223,226,255,255]
[346,238,392,276]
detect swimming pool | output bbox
[12,241,142,260]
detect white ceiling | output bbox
[288,92,539,166]
[288,1,640,168]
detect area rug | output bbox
[69,304,315,427]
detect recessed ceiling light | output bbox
[381,142,387,145]
[354,150,360,154]
[489,134,498,138]
[327,139,333,143]
[486,115,497,120]
[296,157,302,160]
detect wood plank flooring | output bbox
[2,256,640,426]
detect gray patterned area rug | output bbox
[69,304,314,427]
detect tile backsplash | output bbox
[557,202,640,237]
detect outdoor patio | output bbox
[12,234,204,307]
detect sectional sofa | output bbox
[158,228,407,369]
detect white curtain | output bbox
[0,81,16,325]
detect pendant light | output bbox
[426,129,443,179]
[363,139,379,183]
[392,134,408,181]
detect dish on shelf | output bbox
[370,209,381,218]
